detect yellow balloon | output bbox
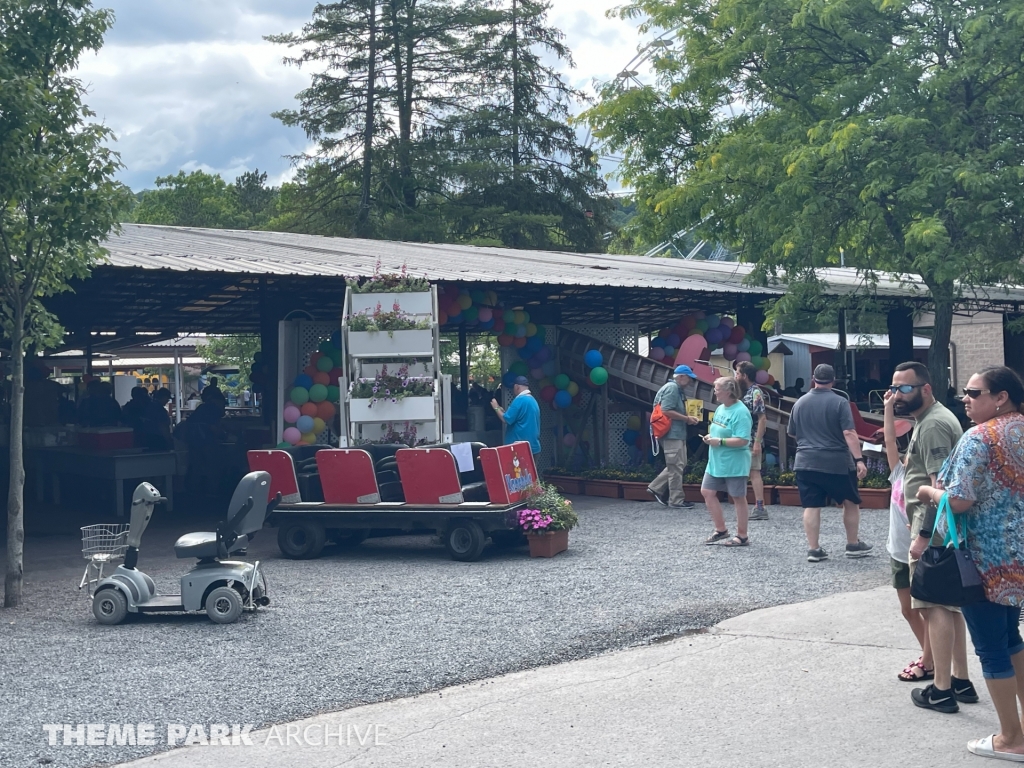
[301,432,317,444]
[525,323,538,337]
[627,415,642,430]
[521,310,530,325]
[567,381,579,396]
[312,417,326,434]
[513,310,525,325]
[457,294,473,310]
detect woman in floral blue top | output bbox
[919,366,1024,762]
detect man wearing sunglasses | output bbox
[888,361,976,713]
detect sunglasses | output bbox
[888,384,923,394]
[962,388,992,399]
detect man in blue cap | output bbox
[491,375,541,454]
[647,365,701,508]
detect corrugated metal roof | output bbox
[103,224,779,295]
[769,333,932,351]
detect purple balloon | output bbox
[723,342,738,358]
[667,333,681,347]
[735,351,752,363]
[755,369,770,384]
[721,316,735,329]
[535,347,552,363]
[704,327,722,345]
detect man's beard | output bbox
[894,391,924,414]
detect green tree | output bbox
[0,0,127,607]
[584,0,1024,390]
[132,170,247,229]
[195,335,261,393]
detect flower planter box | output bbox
[350,291,433,317]
[858,487,892,509]
[621,481,653,501]
[527,529,569,558]
[349,396,435,423]
[347,329,433,358]
[747,485,775,505]
[584,479,622,498]
[776,486,802,506]
[543,474,584,495]
[682,483,705,502]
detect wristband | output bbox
[919,529,933,538]
[855,457,865,464]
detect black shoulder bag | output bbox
[910,495,986,607]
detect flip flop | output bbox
[967,735,1024,762]
[722,535,749,547]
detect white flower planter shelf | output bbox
[349,291,433,318]
[349,396,436,423]
[347,329,434,358]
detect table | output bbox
[26,447,176,518]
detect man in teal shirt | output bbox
[491,376,541,454]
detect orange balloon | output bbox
[316,401,336,421]
[300,402,318,417]
[313,371,330,385]
[303,365,318,378]
[513,336,527,348]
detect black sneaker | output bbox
[912,684,960,713]
[807,548,829,562]
[845,541,873,558]
[669,501,695,509]
[951,676,980,703]
[647,487,668,506]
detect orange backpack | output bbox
[650,403,672,440]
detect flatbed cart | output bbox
[248,441,539,562]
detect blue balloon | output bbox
[502,371,517,387]
[652,337,666,348]
[294,373,314,389]
[584,350,604,368]
[479,318,495,330]
[542,360,558,377]
[296,415,315,433]
[330,330,341,348]
[765,453,778,467]
[622,429,639,445]
[667,333,680,347]
[535,346,552,363]
[554,390,572,408]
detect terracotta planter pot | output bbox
[747,485,776,505]
[543,475,584,495]
[858,487,892,509]
[682,483,705,502]
[776,486,802,506]
[621,481,653,501]
[527,529,569,558]
[584,479,623,498]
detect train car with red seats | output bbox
[247,441,538,562]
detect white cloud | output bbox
[77,0,651,191]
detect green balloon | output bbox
[276,441,291,449]
[589,366,609,386]
[309,383,328,403]
[326,385,340,401]
[750,355,764,369]
[554,373,570,390]
[318,339,334,355]
[316,355,334,372]
[696,319,709,332]
[290,386,310,405]
[503,309,516,324]
[748,339,763,357]
[533,324,546,340]
[463,305,479,322]
[510,361,529,376]
[328,348,343,366]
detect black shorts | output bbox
[795,469,861,508]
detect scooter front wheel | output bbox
[206,586,243,624]
[93,589,128,625]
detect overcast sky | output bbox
[75,1,645,192]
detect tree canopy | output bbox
[131,169,278,229]
[584,0,1024,388]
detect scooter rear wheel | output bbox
[93,589,128,625]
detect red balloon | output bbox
[329,367,344,382]
[300,402,318,417]
[540,385,557,402]
[310,351,324,364]
[313,371,330,386]
[303,364,318,378]
[513,336,527,348]
[681,316,698,331]
[497,334,514,347]
[493,317,506,333]
[438,309,448,325]
[729,326,746,343]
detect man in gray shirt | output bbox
[787,364,871,562]
[647,365,701,508]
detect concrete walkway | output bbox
[117,586,997,768]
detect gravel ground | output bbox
[0,497,890,768]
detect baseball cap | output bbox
[513,375,530,387]
[674,365,695,378]
[812,364,835,384]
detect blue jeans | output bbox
[961,601,1024,679]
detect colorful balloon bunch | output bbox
[583,348,608,387]
[281,332,343,446]
[437,284,503,330]
[648,311,775,386]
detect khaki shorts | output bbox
[908,557,963,612]
[749,441,764,471]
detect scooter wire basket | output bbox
[79,524,130,594]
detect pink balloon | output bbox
[721,316,735,328]
[478,306,493,322]
[755,369,770,384]
[563,433,577,447]
[283,427,302,445]
[735,352,752,363]
[723,342,738,358]
[530,367,544,380]
[283,405,301,423]
[650,347,666,361]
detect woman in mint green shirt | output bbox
[701,377,753,547]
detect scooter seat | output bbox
[174,532,247,560]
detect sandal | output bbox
[898,659,934,682]
[704,529,730,545]
[723,535,749,547]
